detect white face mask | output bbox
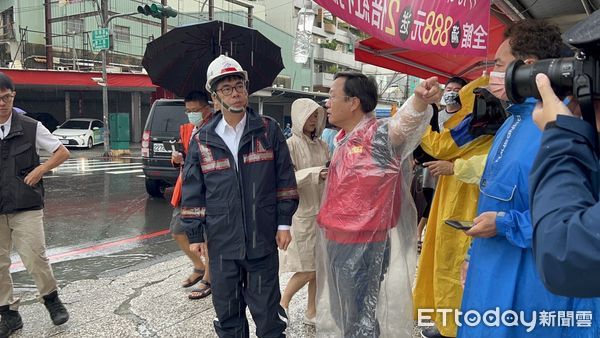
[187,112,203,125]
[441,91,460,106]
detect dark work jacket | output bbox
[530,115,600,298]
[180,107,299,260]
[0,112,44,214]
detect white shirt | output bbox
[215,113,247,168]
[437,108,456,131]
[214,113,290,231]
[0,113,61,154]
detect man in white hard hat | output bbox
[180,55,299,337]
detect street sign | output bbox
[92,28,110,52]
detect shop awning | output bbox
[0,69,156,91]
[355,15,508,82]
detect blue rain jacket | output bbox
[458,98,600,338]
[530,115,600,297]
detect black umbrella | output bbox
[142,20,285,97]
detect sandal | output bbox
[181,268,205,288]
[303,314,316,326]
[188,280,211,300]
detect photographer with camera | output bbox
[529,72,600,298]
[458,20,600,337]
[504,10,600,300]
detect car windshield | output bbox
[150,105,189,133]
[60,120,90,129]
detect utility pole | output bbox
[101,0,110,155]
[161,0,168,35]
[71,35,78,70]
[224,0,253,27]
[248,6,253,27]
[97,1,177,155]
[309,43,314,91]
[44,0,53,69]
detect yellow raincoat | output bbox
[454,154,487,185]
[412,76,493,337]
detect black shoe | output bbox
[0,306,23,338]
[420,326,454,338]
[42,291,69,326]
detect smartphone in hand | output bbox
[445,220,474,231]
[163,140,184,153]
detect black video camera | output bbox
[505,10,600,130]
[468,87,509,137]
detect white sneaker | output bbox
[303,314,316,326]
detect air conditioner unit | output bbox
[273,76,292,89]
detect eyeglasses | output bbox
[327,95,351,102]
[0,93,15,103]
[216,83,246,96]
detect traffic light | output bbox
[137,3,178,19]
[137,5,153,17]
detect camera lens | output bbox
[506,57,575,103]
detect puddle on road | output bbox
[12,237,179,291]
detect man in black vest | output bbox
[0,72,70,337]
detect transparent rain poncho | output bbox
[315,96,433,337]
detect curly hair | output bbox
[504,20,564,60]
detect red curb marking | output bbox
[10,229,170,270]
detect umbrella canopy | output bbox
[142,21,285,97]
[355,15,507,83]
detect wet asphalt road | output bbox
[10,146,421,337]
[11,146,181,292]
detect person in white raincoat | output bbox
[315,72,441,337]
[279,98,330,325]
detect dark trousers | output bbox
[422,187,435,218]
[210,251,287,338]
[327,240,390,338]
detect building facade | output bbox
[0,0,318,140]
[264,0,417,113]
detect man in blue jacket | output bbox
[458,20,599,338]
[181,55,299,337]
[530,72,600,298]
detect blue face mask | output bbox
[187,112,203,125]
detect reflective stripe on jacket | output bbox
[180,107,298,260]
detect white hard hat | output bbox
[205,55,248,92]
